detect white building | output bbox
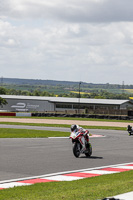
[0,95,133,114]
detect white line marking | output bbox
[113,166,133,170]
[81,170,118,175]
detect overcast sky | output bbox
[1,0,133,84]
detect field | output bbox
[124,89,133,93]
[2,81,133,96]
[70,91,90,95]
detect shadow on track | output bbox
[80,156,103,159]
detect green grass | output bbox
[0,128,70,138]
[0,170,133,200]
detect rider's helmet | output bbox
[71,124,78,132]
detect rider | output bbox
[71,124,89,143]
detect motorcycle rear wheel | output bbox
[73,142,81,158]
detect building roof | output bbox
[0,95,130,105]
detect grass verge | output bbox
[0,170,133,200]
[0,125,127,138]
[0,128,70,138]
[0,122,127,131]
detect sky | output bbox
[0,0,133,84]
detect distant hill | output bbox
[1,77,133,90]
[0,77,88,86]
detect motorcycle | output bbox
[70,130,92,158]
[127,125,133,136]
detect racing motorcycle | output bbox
[127,125,133,136]
[70,130,92,158]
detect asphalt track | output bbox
[0,124,133,182]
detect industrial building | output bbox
[0,95,133,115]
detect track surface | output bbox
[0,125,132,182]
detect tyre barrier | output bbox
[0,112,133,120]
[31,113,133,120]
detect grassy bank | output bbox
[0,126,127,138]
[0,128,70,138]
[0,170,133,200]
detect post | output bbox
[78,82,81,114]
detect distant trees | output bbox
[80,91,130,99]
[0,86,132,100]
[0,87,55,97]
[0,87,7,94]
[0,97,7,107]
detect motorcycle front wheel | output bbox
[85,143,92,157]
[73,142,81,158]
[128,132,131,136]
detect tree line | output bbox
[0,86,132,100]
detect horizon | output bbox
[0,77,131,86]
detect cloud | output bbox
[1,0,133,23]
[0,0,133,84]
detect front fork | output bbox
[72,139,82,152]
